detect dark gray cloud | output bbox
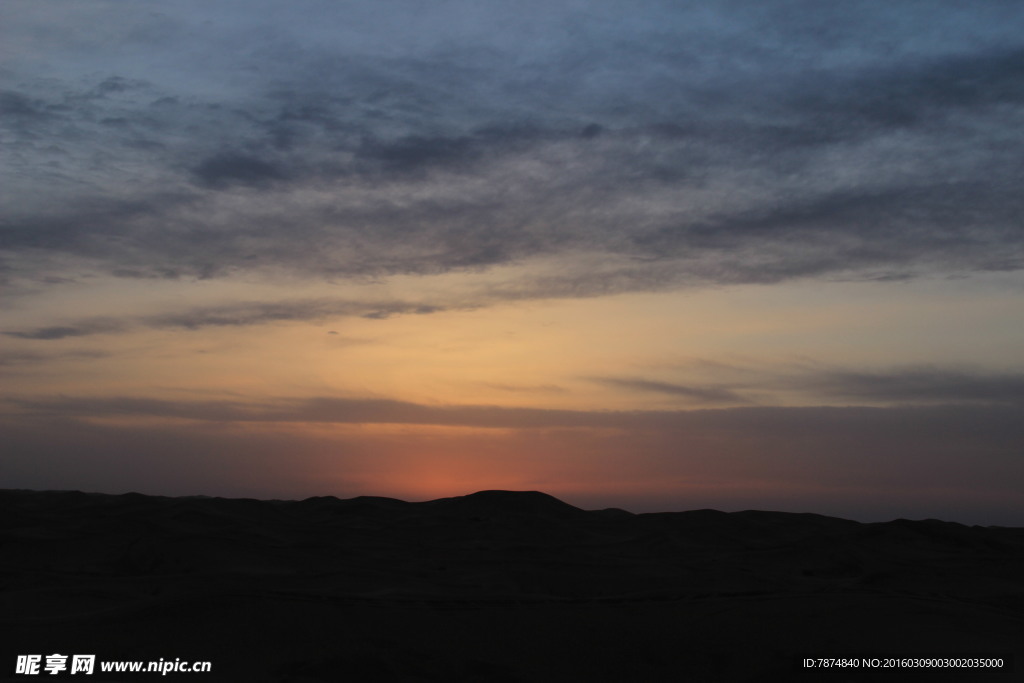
[12,384,1024,431]
[591,378,750,405]
[796,368,1024,407]
[3,298,459,340]
[0,349,109,367]
[192,152,291,189]
[745,46,1024,145]
[145,298,451,329]
[630,181,1024,281]
[354,134,482,175]
[0,90,52,121]
[8,394,614,429]
[589,365,1024,409]
[5,320,127,340]
[2,1,1023,296]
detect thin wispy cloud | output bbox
[590,378,750,405]
[3,298,461,340]
[10,392,1024,436]
[598,366,1024,408]
[793,368,1024,407]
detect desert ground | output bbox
[2,489,1021,682]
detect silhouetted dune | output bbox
[427,489,588,518]
[1,489,1020,682]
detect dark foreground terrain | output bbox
[2,489,1021,682]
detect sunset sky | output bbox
[3,1,1023,524]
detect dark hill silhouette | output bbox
[427,489,587,518]
[1,489,1020,682]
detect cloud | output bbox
[4,320,127,340]
[0,90,53,124]
[3,1,1023,297]
[591,378,750,405]
[8,394,628,429]
[590,365,1024,409]
[795,367,1024,407]
[12,387,1024,432]
[146,299,453,328]
[191,152,291,189]
[483,383,567,394]
[0,349,109,367]
[3,298,459,340]
[354,134,482,175]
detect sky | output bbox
[2,0,1023,525]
